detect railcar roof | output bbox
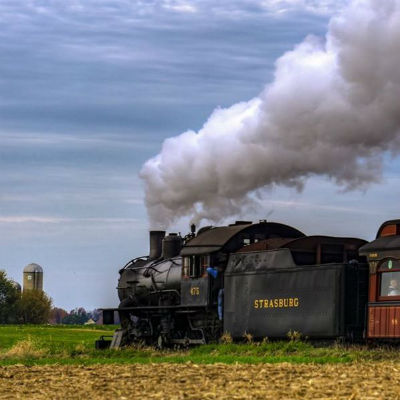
[359,236,400,254]
[376,219,400,238]
[358,219,400,255]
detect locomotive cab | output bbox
[180,254,222,308]
[179,221,305,309]
[360,220,400,339]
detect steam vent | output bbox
[23,263,43,291]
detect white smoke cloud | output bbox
[140,0,400,227]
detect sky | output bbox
[1,0,398,311]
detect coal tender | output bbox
[224,236,369,340]
[99,220,369,348]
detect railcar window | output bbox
[379,259,400,297]
[380,271,400,296]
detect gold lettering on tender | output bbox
[284,299,288,307]
[253,297,300,309]
[269,300,274,308]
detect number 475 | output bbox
[190,287,200,295]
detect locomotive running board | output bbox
[101,306,205,325]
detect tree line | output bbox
[49,307,107,325]
[0,270,110,325]
[0,270,52,323]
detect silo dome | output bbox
[23,263,43,273]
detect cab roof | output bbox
[180,221,304,256]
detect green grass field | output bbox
[0,324,399,366]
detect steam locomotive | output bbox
[98,218,400,348]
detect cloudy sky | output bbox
[1,0,397,311]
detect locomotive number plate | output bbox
[190,286,200,296]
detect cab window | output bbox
[182,255,211,278]
[182,257,190,278]
[200,255,209,277]
[189,256,200,278]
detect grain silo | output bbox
[10,280,22,294]
[23,263,43,291]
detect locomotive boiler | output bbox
[118,231,183,307]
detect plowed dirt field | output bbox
[0,362,399,399]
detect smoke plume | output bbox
[140,0,400,227]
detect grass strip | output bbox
[0,325,399,366]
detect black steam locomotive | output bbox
[98,218,396,349]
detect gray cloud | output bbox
[0,0,329,136]
[141,0,400,227]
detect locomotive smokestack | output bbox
[191,224,196,235]
[149,230,165,260]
